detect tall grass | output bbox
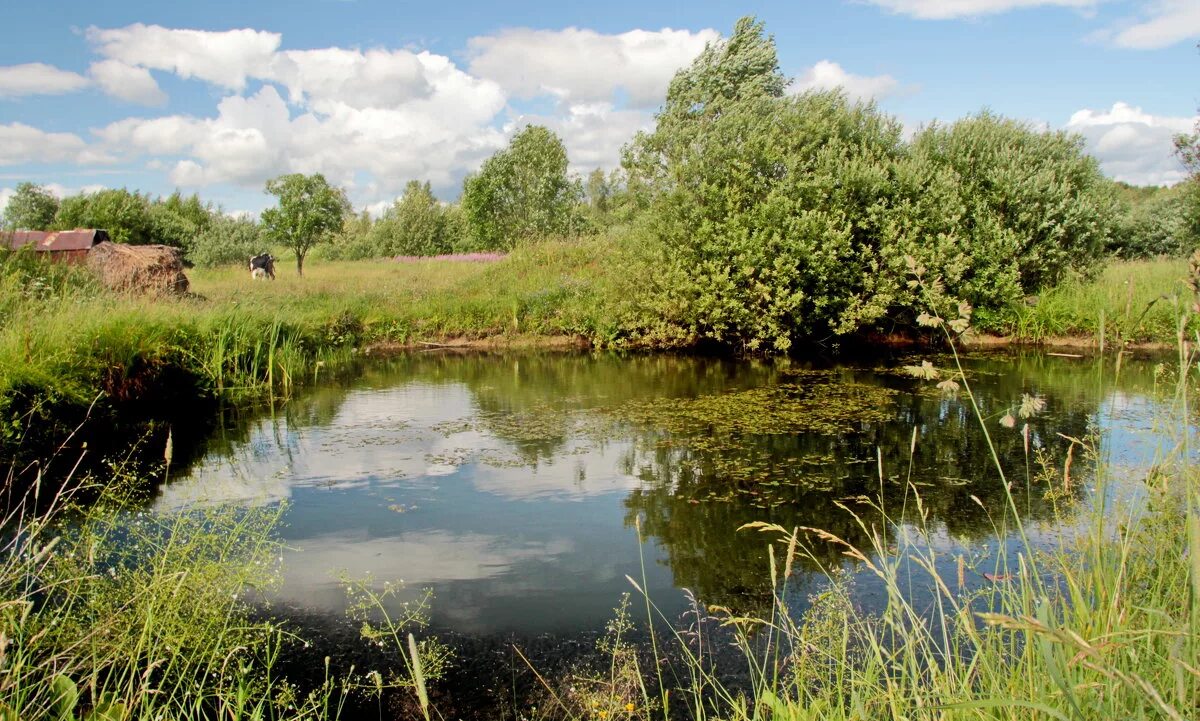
[0,465,346,720]
[0,449,452,719]
[975,257,1197,345]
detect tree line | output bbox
[3,17,1198,337]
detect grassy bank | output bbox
[974,257,1197,346]
[3,235,1197,463]
[0,235,635,462]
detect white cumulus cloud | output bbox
[95,57,509,199]
[86,24,281,91]
[507,102,655,175]
[88,59,167,106]
[0,123,88,165]
[466,26,718,107]
[791,60,903,102]
[1066,102,1196,185]
[0,63,90,98]
[268,47,432,111]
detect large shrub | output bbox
[635,91,908,351]
[148,192,214,249]
[907,114,1116,307]
[372,181,456,256]
[1107,183,1194,259]
[54,188,155,245]
[624,17,1119,351]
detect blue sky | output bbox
[0,0,1196,215]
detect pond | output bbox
[158,349,1172,643]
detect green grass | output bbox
[975,257,1197,345]
[0,458,449,721]
[188,235,627,343]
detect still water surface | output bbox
[161,351,1171,635]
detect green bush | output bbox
[462,125,584,250]
[373,181,455,256]
[185,215,265,267]
[906,113,1117,307]
[1107,182,1196,259]
[623,17,1120,351]
[54,189,155,245]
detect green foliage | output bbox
[621,15,1120,351]
[461,125,583,249]
[906,113,1117,305]
[1175,115,1200,253]
[320,209,377,260]
[582,169,642,230]
[659,15,786,124]
[1108,182,1195,259]
[625,15,787,194]
[368,180,461,257]
[0,475,346,720]
[184,213,264,267]
[630,87,909,350]
[261,173,351,275]
[148,191,213,250]
[54,188,155,245]
[2,181,59,230]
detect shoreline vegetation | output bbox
[2,239,1195,463]
[3,16,1197,460]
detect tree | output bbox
[261,173,350,275]
[615,15,1118,352]
[373,180,453,256]
[150,192,214,249]
[186,214,263,267]
[3,182,59,230]
[623,16,788,194]
[53,188,154,244]
[461,125,582,250]
[1174,61,1200,249]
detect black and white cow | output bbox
[249,253,276,280]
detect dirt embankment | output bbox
[366,329,1174,357]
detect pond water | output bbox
[160,350,1173,637]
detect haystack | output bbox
[87,242,190,296]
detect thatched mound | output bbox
[87,242,190,296]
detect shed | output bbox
[3,229,109,263]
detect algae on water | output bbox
[609,375,898,437]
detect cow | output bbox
[249,253,276,280]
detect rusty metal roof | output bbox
[4,229,107,252]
